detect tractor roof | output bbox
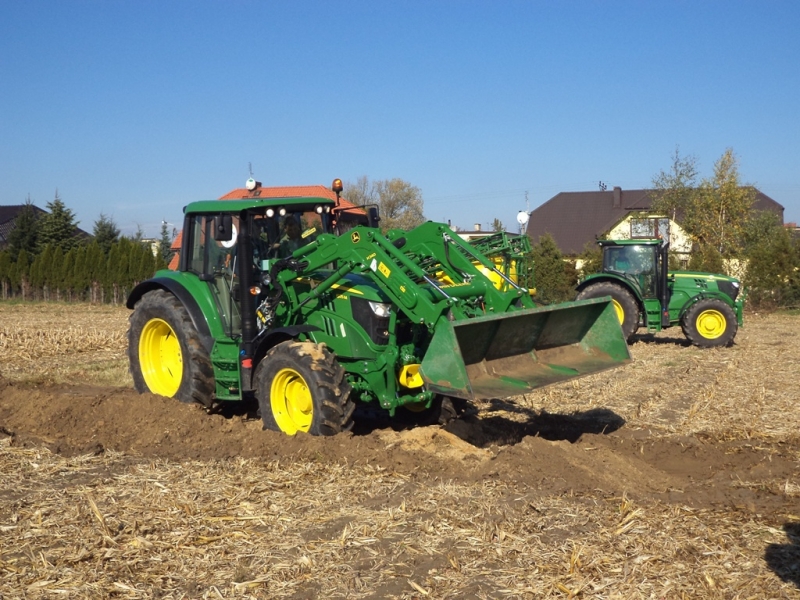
[599,238,661,247]
[184,196,335,215]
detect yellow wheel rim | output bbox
[271,368,313,435]
[611,298,625,324]
[139,318,182,397]
[696,309,726,339]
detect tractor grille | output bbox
[716,280,739,301]
[351,297,390,346]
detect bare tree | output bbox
[343,176,425,232]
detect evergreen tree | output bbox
[48,246,65,301]
[12,249,31,299]
[7,199,40,261]
[61,248,78,301]
[108,238,135,302]
[576,241,603,279]
[688,243,725,274]
[136,244,157,283]
[84,242,105,303]
[744,226,800,308]
[0,251,12,299]
[93,213,120,254]
[72,245,90,301]
[38,191,82,253]
[106,241,124,304]
[29,251,45,300]
[530,233,576,304]
[129,225,145,243]
[35,245,57,300]
[158,221,174,264]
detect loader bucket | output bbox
[418,297,631,401]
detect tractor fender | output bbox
[251,325,323,377]
[575,273,648,327]
[126,278,214,352]
[577,274,644,308]
[675,291,734,321]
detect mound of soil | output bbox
[1,379,796,516]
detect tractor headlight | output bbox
[369,301,392,318]
[717,280,740,301]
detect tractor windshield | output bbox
[251,206,331,266]
[604,245,658,297]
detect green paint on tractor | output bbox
[126,180,632,436]
[577,232,745,348]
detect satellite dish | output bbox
[516,211,530,227]
[246,177,257,191]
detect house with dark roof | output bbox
[0,204,92,250]
[168,181,367,269]
[524,186,784,257]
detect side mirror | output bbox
[367,206,381,229]
[214,215,233,242]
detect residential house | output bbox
[524,186,784,264]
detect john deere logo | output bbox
[351,232,360,243]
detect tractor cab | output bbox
[600,240,661,299]
[179,198,338,339]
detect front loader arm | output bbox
[283,227,456,327]
[284,223,532,325]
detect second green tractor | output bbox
[577,231,745,347]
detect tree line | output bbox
[4,164,797,311]
[0,194,172,303]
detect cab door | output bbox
[186,214,242,337]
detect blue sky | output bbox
[2,1,798,237]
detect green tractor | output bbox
[576,229,745,347]
[127,181,632,436]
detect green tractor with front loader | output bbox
[576,222,745,348]
[127,180,632,436]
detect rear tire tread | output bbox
[577,281,639,341]
[128,289,215,406]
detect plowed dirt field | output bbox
[0,303,798,598]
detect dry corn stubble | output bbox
[1,301,799,598]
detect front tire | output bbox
[681,299,737,348]
[577,282,639,341]
[128,289,215,406]
[255,341,354,436]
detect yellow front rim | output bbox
[271,368,313,435]
[696,309,726,339]
[611,298,625,324]
[139,318,182,397]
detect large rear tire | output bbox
[681,299,737,348]
[255,341,354,436]
[577,282,639,341]
[128,289,215,406]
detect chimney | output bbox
[613,186,622,208]
[474,223,481,232]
